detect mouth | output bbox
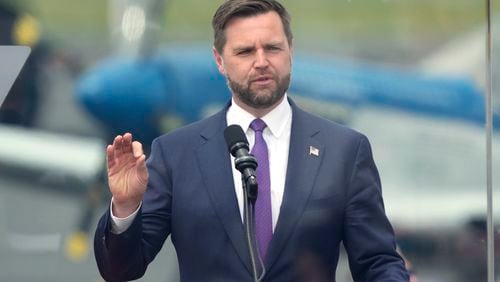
[251,75,274,86]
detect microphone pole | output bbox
[224,125,266,282]
[242,173,261,282]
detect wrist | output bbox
[112,198,141,218]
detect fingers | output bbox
[111,133,134,157]
[112,135,123,157]
[122,133,133,153]
[132,141,144,158]
[108,133,145,162]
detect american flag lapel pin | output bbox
[309,146,319,157]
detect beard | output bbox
[226,72,291,109]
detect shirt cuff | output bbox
[109,199,142,234]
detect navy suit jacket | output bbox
[94,99,409,281]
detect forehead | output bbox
[224,11,287,46]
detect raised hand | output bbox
[106,133,148,218]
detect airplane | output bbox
[75,43,499,139]
[76,42,500,207]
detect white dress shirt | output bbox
[110,95,292,234]
[226,96,292,231]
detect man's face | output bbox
[213,11,292,112]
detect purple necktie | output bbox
[250,119,272,259]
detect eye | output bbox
[266,45,282,52]
[235,48,253,56]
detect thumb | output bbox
[136,154,148,184]
[132,141,144,158]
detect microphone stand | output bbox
[225,130,266,282]
[241,174,266,282]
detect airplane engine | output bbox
[76,57,170,143]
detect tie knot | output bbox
[250,119,267,132]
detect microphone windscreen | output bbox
[224,125,248,152]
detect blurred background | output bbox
[0,0,499,281]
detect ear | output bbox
[213,46,226,75]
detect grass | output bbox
[9,0,488,36]
[4,0,494,61]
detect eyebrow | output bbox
[232,41,286,54]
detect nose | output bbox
[254,49,269,69]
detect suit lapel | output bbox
[195,109,252,274]
[265,101,324,271]
[193,100,324,275]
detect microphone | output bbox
[224,125,258,200]
[224,125,264,280]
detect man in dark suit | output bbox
[94,0,409,281]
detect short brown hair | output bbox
[212,0,293,53]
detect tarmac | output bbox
[0,171,179,282]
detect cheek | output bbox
[279,58,292,73]
[269,56,291,73]
[225,64,249,81]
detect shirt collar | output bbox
[226,94,291,138]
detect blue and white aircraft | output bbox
[76,41,500,225]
